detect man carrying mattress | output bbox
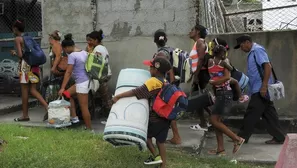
[112,56,172,168]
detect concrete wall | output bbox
[41,1,296,116]
[207,30,297,116]
[97,0,197,39]
[42,0,93,45]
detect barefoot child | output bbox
[207,45,245,156]
[112,56,172,168]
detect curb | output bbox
[238,159,276,165]
[0,100,38,116]
[223,116,297,133]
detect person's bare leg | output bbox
[169,120,181,144]
[30,84,48,109]
[77,93,91,129]
[20,84,29,118]
[156,141,166,168]
[210,115,241,142]
[66,85,77,118]
[198,109,207,127]
[147,138,157,156]
[214,117,224,152]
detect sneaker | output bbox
[71,117,80,124]
[143,155,163,165]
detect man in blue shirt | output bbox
[234,35,285,144]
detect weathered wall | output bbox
[97,0,197,40]
[42,0,93,45]
[41,1,297,116]
[207,30,297,116]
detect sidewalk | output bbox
[0,95,37,115]
[0,106,281,165]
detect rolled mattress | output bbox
[103,68,151,151]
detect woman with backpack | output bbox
[58,34,96,130]
[152,30,182,145]
[190,38,249,131]
[10,19,48,122]
[86,30,112,113]
[207,45,245,155]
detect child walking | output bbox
[112,56,172,168]
[207,45,245,156]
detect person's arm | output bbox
[262,63,271,87]
[168,69,175,83]
[112,85,148,103]
[193,40,206,80]
[210,68,231,85]
[223,59,233,71]
[51,44,62,72]
[60,64,73,90]
[15,37,23,58]
[255,48,272,97]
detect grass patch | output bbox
[0,124,273,168]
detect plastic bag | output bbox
[47,97,71,128]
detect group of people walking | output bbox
[11,18,111,130]
[10,18,286,168]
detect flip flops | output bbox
[190,124,208,131]
[239,95,249,103]
[233,138,245,154]
[14,117,30,122]
[208,149,226,156]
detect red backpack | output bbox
[152,81,188,120]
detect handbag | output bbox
[53,54,68,76]
[47,97,71,128]
[253,55,285,101]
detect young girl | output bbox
[208,38,249,103]
[207,45,245,155]
[58,34,95,129]
[11,19,48,122]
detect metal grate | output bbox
[0,0,42,33]
[201,0,297,34]
[223,0,297,33]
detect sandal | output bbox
[208,149,226,156]
[189,124,208,131]
[43,112,48,122]
[265,139,284,144]
[165,139,181,145]
[233,138,245,154]
[14,117,30,122]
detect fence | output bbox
[200,0,297,34]
[0,0,42,33]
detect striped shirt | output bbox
[132,77,168,122]
[189,39,208,72]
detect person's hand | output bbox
[193,75,199,84]
[10,50,16,56]
[209,79,215,85]
[260,85,268,98]
[58,88,65,97]
[112,96,120,104]
[51,67,56,73]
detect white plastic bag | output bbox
[47,97,71,128]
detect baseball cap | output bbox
[143,56,172,74]
[234,34,252,49]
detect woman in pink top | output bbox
[207,45,245,156]
[10,18,48,122]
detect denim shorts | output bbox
[212,89,233,115]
